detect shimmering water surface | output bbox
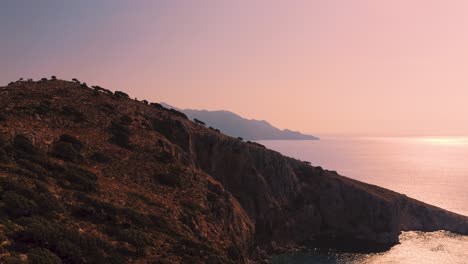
[271,231,468,264]
[259,137,468,263]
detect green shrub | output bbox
[151,118,190,150]
[169,109,188,119]
[27,248,61,264]
[99,103,115,114]
[61,106,85,122]
[50,142,82,162]
[72,195,155,228]
[119,115,132,126]
[109,118,131,148]
[181,200,204,212]
[50,76,57,80]
[58,134,83,151]
[103,226,152,248]
[90,152,111,163]
[34,101,51,115]
[227,245,241,261]
[150,102,163,109]
[71,78,80,83]
[49,134,84,161]
[154,172,182,187]
[0,178,60,217]
[13,135,35,154]
[194,118,205,125]
[0,147,8,162]
[13,216,123,264]
[114,91,129,99]
[51,164,97,192]
[16,159,49,180]
[92,86,113,95]
[2,191,38,218]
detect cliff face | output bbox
[186,132,468,249]
[0,80,467,263]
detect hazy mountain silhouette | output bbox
[161,103,319,140]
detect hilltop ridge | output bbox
[0,79,466,263]
[160,103,319,141]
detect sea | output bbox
[258,137,468,264]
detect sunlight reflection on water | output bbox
[271,231,468,264]
[259,137,468,216]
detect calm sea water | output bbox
[259,137,468,263]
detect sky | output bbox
[2,0,468,136]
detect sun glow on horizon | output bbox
[419,137,468,146]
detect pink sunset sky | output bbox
[2,0,468,136]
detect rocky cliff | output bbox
[0,79,466,263]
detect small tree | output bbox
[194,118,206,126]
[51,75,57,80]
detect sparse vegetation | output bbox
[50,76,56,80]
[92,86,113,95]
[114,91,129,99]
[154,172,182,187]
[0,78,258,263]
[72,78,80,83]
[2,191,39,218]
[59,134,83,151]
[194,118,206,125]
[61,106,85,122]
[150,102,163,109]
[209,127,221,133]
[13,135,36,154]
[169,108,188,119]
[109,116,132,147]
[246,141,266,148]
[12,216,125,264]
[90,152,111,163]
[153,166,186,187]
[50,141,82,162]
[27,248,62,264]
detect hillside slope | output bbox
[161,103,318,141]
[0,79,466,263]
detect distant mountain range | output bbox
[161,103,319,140]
